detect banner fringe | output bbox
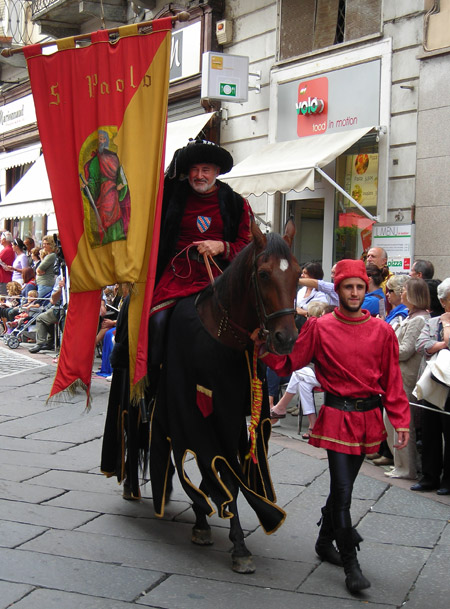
[46,379,92,412]
[130,375,149,406]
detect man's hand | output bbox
[193,240,225,257]
[394,430,409,450]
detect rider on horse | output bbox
[101,139,253,499]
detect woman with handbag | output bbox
[412,277,450,495]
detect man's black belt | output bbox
[324,392,382,412]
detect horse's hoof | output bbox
[191,527,214,546]
[122,482,141,501]
[232,555,255,574]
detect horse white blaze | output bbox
[279,259,289,272]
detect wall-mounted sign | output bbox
[201,52,249,103]
[170,21,202,83]
[0,94,37,135]
[371,223,415,274]
[277,60,380,141]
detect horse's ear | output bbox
[283,218,296,249]
[251,218,267,252]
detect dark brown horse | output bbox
[149,219,300,573]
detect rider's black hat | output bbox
[169,138,234,177]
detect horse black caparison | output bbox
[150,219,300,574]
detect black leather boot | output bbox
[315,507,342,566]
[335,527,371,593]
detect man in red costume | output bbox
[262,259,410,594]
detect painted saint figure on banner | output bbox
[80,128,131,247]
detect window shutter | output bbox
[279,0,316,60]
[344,0,382,42]
[313,0,340,49]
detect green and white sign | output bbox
[201,52,249,103]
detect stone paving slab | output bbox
[267,447,328,485]
[372,485,450,520]
[1,463,49,482]
[0,435,74,453]
[45,489,192,522]
[299,540,431,606]
[403,543,450,609]
[0,437,103,472]
[0,581,34,609]
[359,510,446,548]
[439,522,450,545]
[26,469,117,493]
[4,589,142,609]
[0,520,47,548]
[0,497,98,529]
[0,479,65,503]
[19,528,312,592]
[28,412,105,443]
[0,402,89,437]
[0,547,163,601]
[136,574,384,609]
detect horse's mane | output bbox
[199,232,294,303]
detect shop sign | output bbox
[170,21,201,83]
[296,77,328,137]
[0,94,36,134]
[277,60,380,141]
[371,223,415,274]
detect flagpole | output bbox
[0,11,190,58]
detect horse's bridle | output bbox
[251,250,296,339]
[201,248,296,344]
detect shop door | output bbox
[288,199,324,267]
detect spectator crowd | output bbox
[269,248,450,498]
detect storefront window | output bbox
[333,138,378,262]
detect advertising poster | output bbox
[344,153,378,209]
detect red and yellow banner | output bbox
[23,19,172,404]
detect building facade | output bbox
[0,1,448,279]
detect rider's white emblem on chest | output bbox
[279,259,289,272]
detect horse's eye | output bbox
[258,270,270,281]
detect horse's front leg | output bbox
[226,482,255,574]
[191,479,214,546]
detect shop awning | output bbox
[0,154,52,220]
[0,142,42,172]
[165,112,216,169]
[221,127,373,197]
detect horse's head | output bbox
[251,219,300,355]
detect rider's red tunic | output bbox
[151,188,252,313]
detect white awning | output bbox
[221,127,373,197]
[165,112,216,169]
[0,154,52,220]
[0,143,42,172]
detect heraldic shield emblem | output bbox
[197,216,211,233]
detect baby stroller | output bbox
[3,305,45,349]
